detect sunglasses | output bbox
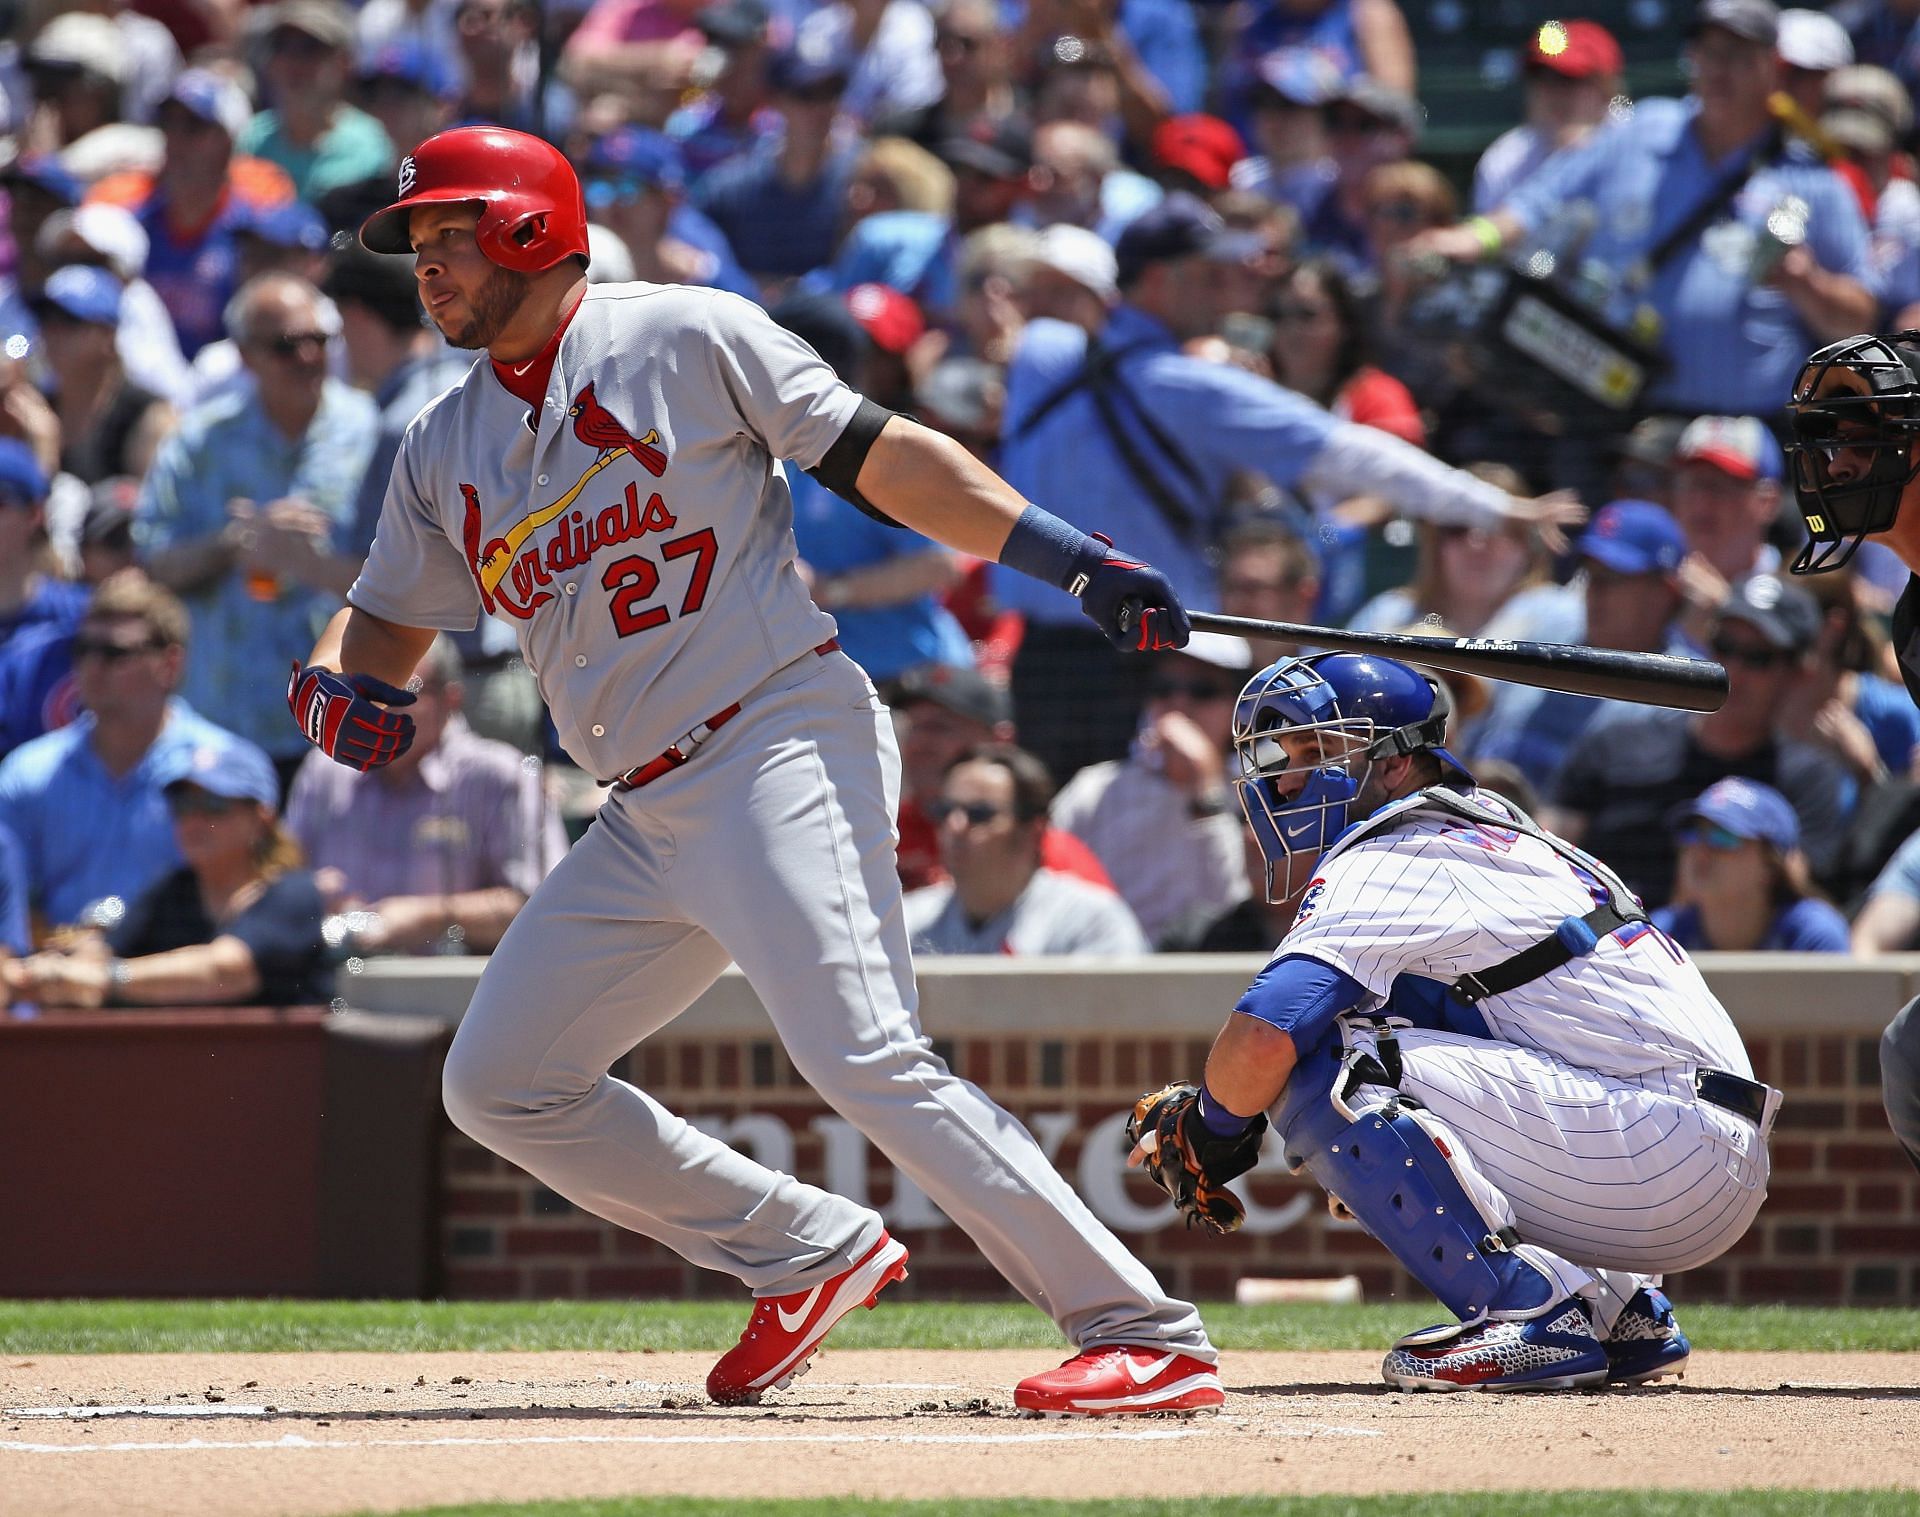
[256,331,330,358]
[1367,200,1427,225]
[1677,823,1751,852]
[1710,636,1796,668]
[1272,302,1332,324]
[1148,677,1236,701]
[73,636,163,663]
[165,788,245,817]
[927,799,1011,827]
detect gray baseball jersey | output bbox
[348,283,854,778]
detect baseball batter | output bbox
[1127,651,1780,1390]
[288,127,1222,1416]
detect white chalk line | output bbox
[0,1422,1379,1454]
[8,1405,274,1419]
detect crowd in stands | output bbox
[12,0,1920,1008]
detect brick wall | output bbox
[438,1026,1920,1306]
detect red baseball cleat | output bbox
[1013,1347,1224,1416]
[706,1232,909,1405]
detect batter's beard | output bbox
[442,265,534,350]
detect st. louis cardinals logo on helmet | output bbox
[1786,329,1920,573]
[1231,652,1469,902]
[397,154,417,196]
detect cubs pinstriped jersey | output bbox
[347,283,857,778]
[1276,786,1752,1081]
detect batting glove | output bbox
[1070,534,1191,652]
[287,661,417,771]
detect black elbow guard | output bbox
[807,396,904,528]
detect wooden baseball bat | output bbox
[1179,611,1729,713]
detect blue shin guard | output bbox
[1275,1038,1559,1325]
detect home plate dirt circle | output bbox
[5,1350,1918,1517]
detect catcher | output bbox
[1128,650,1780,1391]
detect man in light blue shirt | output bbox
[0,569,266,932]
[1425,0,1876,418]
[997,192,1556,778]
[136,272,378,771]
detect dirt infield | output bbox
[5,1349,1919,1516]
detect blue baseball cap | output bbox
[1,154,82,206]
[162,67,255,140]
[1581,499,1687,576]
[237,198,330,252]
[1669,776,1799,851]
[1254,47,1345,106]
[357,38,460,100]
[0,439,48,504]
[1115,192,1262,286]
[583,127,685,204]
[155,733,281,811]
[35,264,123,326]
[767,39,853,96]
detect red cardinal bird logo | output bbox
[567,382,668,476]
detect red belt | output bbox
[612,639,839,791]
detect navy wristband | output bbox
[1197,1083,1260,1139]
[998,504,1096,591]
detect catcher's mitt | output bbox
[1125,1082,1268,1235]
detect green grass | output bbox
[6,1300,1920,1355]
[360,1495,1920,1517]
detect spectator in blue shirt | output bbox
[0,570,259,935]
[1417,0,1877,418]
[1653,778,1851,951]
[1470,499,1696,790]
[1228,48,1342,220]
[582,126,759,299]
[667,0,781,184]
[5,731,333,1008]
[772,291,973,680]
[0,818,29,959]
[1232,0,1417,101]
[694,42,859,284]
[997,193,1570,778]
[0,441,87,658]
[136,272,378,781]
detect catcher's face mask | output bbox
[1230,655,1461,904]
[1786,332,1920,574]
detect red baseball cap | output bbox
[1151,114,1247,191]
[1527,19,1623,79]
[846,283,925,356]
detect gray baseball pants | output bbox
[441,647,1212,1357]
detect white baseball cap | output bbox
[1031,224,1118,304]
[1777,9,1853,72]
[1176,630,1255,671]
[38,203,150,281]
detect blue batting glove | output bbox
[1070,534,1192,651]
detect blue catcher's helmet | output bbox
[1232,652,1472,898]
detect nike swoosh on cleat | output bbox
[1123,1353,1180,1386]
[775,1284,825,1333]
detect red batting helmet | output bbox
[359,126,590,272]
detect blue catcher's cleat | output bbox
[1603,1287,1690,1386]
[1382,1298,1610,1392]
